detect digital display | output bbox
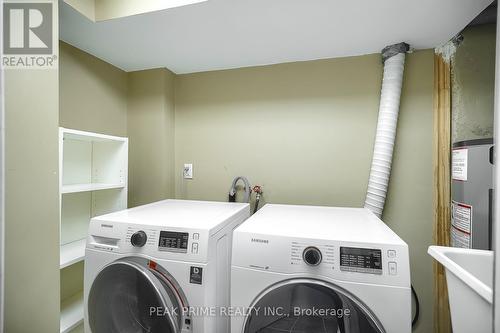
[340,247,382,274]
[158,231,189,253]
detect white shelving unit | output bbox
[60,239,87,269]
[61,183,124,194]
[59,127,128,333]
[60,291,84,333]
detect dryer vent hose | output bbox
[364,42,409,218]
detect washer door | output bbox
[243,279,385,333]
[88,258,183,333]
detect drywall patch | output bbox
[451,59,463,142]
[435,40,457,64]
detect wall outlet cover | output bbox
[184,163,193,179]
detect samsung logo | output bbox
[251,238,269,244]
[101,224,113,228]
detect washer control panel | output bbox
[158,231,189,253]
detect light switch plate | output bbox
[183,163,193,179]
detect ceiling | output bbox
[469,0,497,26]
[60,0,493,74]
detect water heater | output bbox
[451,138,493,250]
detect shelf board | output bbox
[61,127,128,143]
[60,291,83,333]
[62,183,124,194]
[60,239,86,269]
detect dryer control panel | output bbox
[124,226,203,256]
[291,242,335,266]
[291,243,387,275]
[339,247,382,274]
[232,232,410,288]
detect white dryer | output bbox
[231,204,411,333]
[84,199,250,333]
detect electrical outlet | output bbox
[183,163,193,179]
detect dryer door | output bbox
[243,279,385,333]
[88,257,185,333]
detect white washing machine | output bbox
[231,204,411,333]
[84,199,250,333]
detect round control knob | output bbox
[303,247,322,266]
[131,230,147,247]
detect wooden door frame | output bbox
[433,53,452,333]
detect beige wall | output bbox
[174,50,434,333]
[127,69,176,207]
[452,24,496,142]
[5,69,60,333]
[175,55,381,204]
[381,51,434,333]
[59,41,127,137]
[5,40,60,333]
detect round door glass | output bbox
[88,261,179,333]
[244,281,384,333]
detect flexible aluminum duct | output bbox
[364,43,409,218]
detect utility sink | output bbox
[428,246,493,333]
